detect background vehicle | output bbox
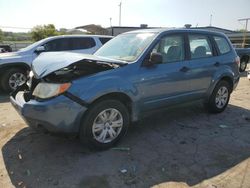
[0,45,12,52]
[0,35,113,92]
[235,48,250,72]
[11,29,240,149]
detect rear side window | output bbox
[213,36,231,54]
[188,34,213,59]
[69,38,96,50]
[99,37,112,45]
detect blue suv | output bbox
[11,29,240,149]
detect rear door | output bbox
[184,33,219,99]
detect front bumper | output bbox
[10,91,87,133]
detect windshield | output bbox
[95,32,157,62]
[18,38,48,52]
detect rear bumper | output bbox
[10,91,87,133]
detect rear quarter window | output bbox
[99,37,112,45]
[213,36,231,54]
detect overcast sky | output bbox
[0,0,249,32]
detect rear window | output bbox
[213,36,231,54]
[99,37,112,45]
[70,38,96,50]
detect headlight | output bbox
[33,83,71,99]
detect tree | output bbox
[0,29,3,42]
[31,24,58,41]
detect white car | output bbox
[0,35,113,92]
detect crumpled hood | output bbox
[32,52,126,78]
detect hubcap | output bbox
[9,72,26,90]
[215,86,229,109]
[92,108,123,143]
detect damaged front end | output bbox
[10,52,127,133]
[12,52,126,102]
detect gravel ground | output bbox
[0,72,250,188]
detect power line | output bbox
[0,26,32,30]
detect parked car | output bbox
[0,48,5,53]
[235,48,250,72]
[0,45,12,52]
[11,29,240,149]
[0,35,113,92]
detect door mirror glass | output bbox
[150,52,163,64]
[35,46,45,53]
[144,52,163,66]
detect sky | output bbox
[0,0,249,32]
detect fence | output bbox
[0,42,33,51]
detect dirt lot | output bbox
[0,73,250,188]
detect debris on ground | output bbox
[175,121,199,129]
[112,147,130,151]
[120,169,127,174]
[219,125,228,128]
[26,169,31,176]
[18,154,22,160]
[242,115,250,122]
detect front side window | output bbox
[95,32,157,62]
[189,34,213,59]
[152,35,184,63]
[213,36,231,54]
[43,39,69,51]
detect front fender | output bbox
[69,75,140,121]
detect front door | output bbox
[137,34,190,112]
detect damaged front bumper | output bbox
[10,89,87,134]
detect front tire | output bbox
[1,68,27,92]
[79,100,129,150]
[205,80,231,113]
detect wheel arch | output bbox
[78,92,137,132]
[0,63,30,75]
[241,55,249,63]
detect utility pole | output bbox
[118,1,122,26]
[110,17,112,27]
[209,14,213,26]
[238,18,250,48]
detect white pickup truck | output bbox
[0,35,112,92]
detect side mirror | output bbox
[144,52,163,66]
[35,46,45,54]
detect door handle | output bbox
[214,62,220,67]
[180,66,190,72]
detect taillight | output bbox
[235,56,240,67]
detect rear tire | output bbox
[79,100,129,150]
[1,68,27,93]
[239,59,247,72]
[205,80,231,113]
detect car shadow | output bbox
[0,90,9,103]
[2,103,250,187]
